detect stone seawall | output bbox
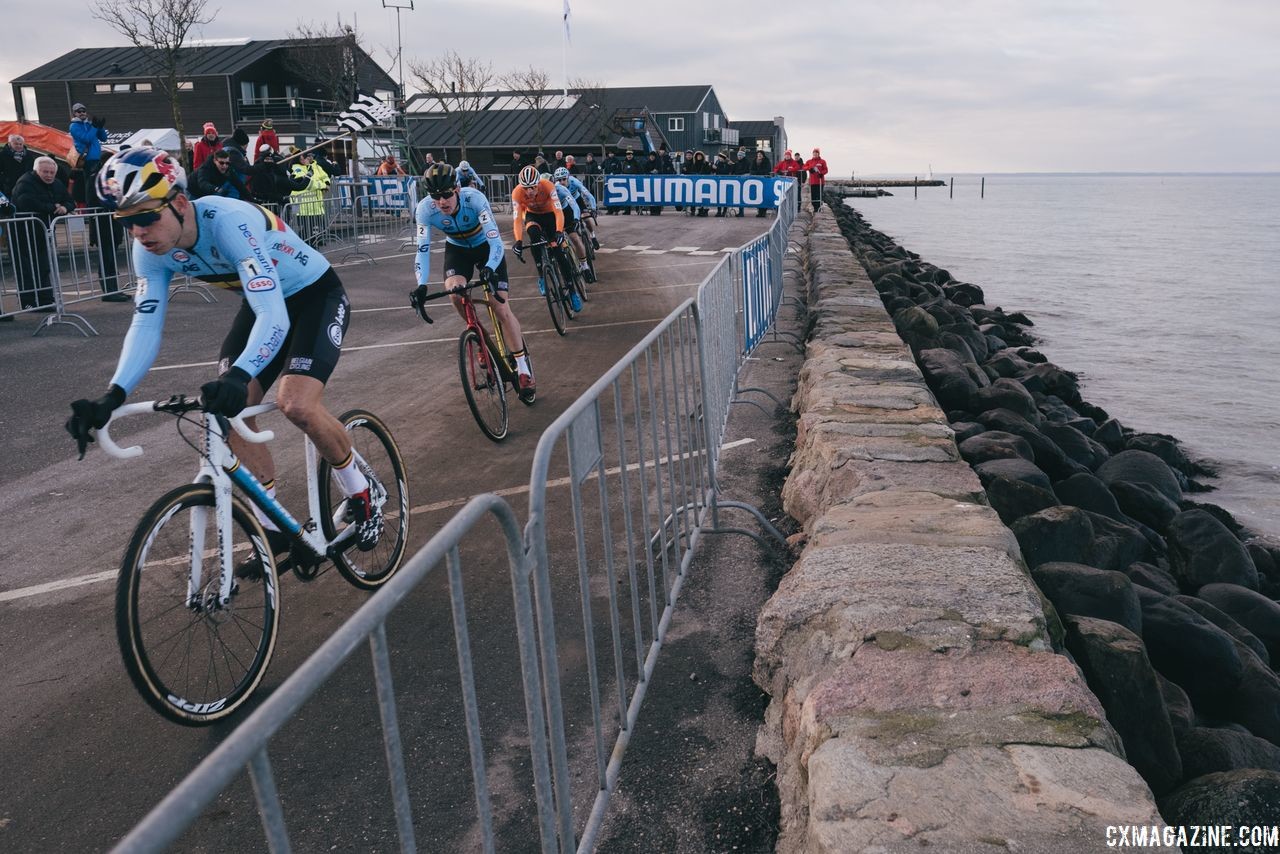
[753,207,1165,851]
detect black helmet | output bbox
[423,162,457,195]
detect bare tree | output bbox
[92,0,216,144]
[571,77,613,153]
[284,20,364,109]
[499,66,552,150]
[407,51,496,159]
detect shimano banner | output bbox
[602,175,795,209]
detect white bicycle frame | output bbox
[98,400,353,608]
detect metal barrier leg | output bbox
[248,749,292,854]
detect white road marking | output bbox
[619,245,651,251]
[688,251,718,256]
[0,438,757,604]
[669,246,699,252]
[594,248,620,253]
[637,250,668,255]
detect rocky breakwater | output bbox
[823,198,1280,839]
[753,206,1165,853]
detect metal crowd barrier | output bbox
[110,181,801,854]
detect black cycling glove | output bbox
[201,367,251,417]
[66,384,126,459]
[512,241,524,263]
[410,285,433,323]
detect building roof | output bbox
[600,85,713,114]
[729,120,779,139]
[14,41,292,82]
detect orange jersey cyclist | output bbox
[510,165,580,309]
[64,147,386,562]
[412,162,535,403]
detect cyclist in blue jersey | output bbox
[553,165,600,250]
[411,162,535,404]
[456,160,484,192]
[65,147,385,559]
[546,170,591,283]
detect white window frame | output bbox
[135,82,152,92]
[177,81,194,91]
[668,116,684,132]
[19,86,39,121]
[95,83,112,94]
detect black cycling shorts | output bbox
[522,211,561,243]
[219,267,349,390]
[443,241,510,287]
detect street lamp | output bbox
[381,0,415,102]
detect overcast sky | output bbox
[3,0,1277,174]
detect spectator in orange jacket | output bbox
[804,147,829,212]
[375,154,407,176]
[192,123,221,171]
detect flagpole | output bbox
[562,0,570,96]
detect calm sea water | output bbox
[847,175,1280,539]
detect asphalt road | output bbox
[0,208,775,852]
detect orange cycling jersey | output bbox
[511,178,564,241]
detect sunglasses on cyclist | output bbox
[429,189,456,200]
[116,203,171,228]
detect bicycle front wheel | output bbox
[319,409,411,590]
[117,483,279,726]
[459,327,509,441]
[544,261,569,335]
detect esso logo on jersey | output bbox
[245,276,276,292]
[171,250,190,262]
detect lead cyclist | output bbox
[64,147,385,570]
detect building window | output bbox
[241,81,256,104]
[96,83,112,93]
[19,86,38,121]
[713,114,720,130]
[703,111,709,129]
[135,82,152,92]
[113,83,131,93]
[177,81,194,91]
[668,117,684,132]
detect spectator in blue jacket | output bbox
[68,103,108,180]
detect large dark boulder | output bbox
[972,378,1039,421]
[1055,473,1127,521]
[1247,543,1280,600]
[951,421,986,444]
[983,351,1031,379]
[1198,584,1280,664]
[1064,616,1181,795]
[937,331,979,366]
[1178,728,1280,778]
[958,431,1034,465]
[1227,641,1280,745]
[919,348,982,410]
[1097,450,1183,504]
[1160,770,1280,842]
[943,282,984,306]
[975,409,1087,482]
[1085,511,1159,572]
[938,322,989,363]
[1126,562,1180,596]
[1167,511,1259,591]
[1032,563,1142,634]
[985,477,1060,526]
[1039,422,1109,471]
[1018,363,1081,404]
[1136,588,1245,714]
[1111,481,1181,533]
[894,307,941,352]
[1093,418,1127,452]
[1010,506,1094,568]
[974,457,1053,491]
[1176,595,1271,665]
[1158,673,1194,733]
[1126,433,1203,477]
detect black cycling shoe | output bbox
[235,529,293,581]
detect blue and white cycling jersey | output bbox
[110,195,331,394]
[456,163,484,191]
[414,187,504,285]
[552,183,581,220]
[564,175,597,212]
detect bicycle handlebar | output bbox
[97,396,278,460]
[413,281,486,324]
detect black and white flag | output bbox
[338,93,398,133]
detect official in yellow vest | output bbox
[289,151,331,243]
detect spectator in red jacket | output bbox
[192,123,221,171]
[256,119,280,160]
[773,149,800,210]
[804,147,829,211]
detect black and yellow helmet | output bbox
[423,162,458,195]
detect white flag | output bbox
[563,0,571,43]
[338,93,398,134]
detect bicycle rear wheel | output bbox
[319,409,410,590]
[561,249,588,304]
[577,224,597,285]
[459,327,509,441]
[117,483,279,726]
[545,259,575,322]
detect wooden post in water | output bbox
[950,177,954,198]
[914,176,918,199]
[981,176,985,199]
